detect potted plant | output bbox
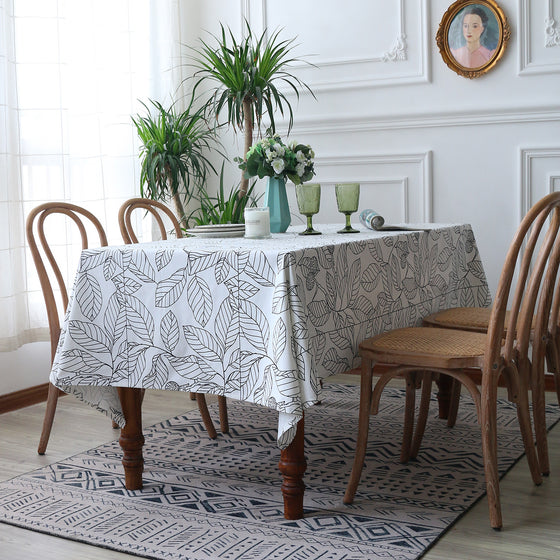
[237,132,315,232]
[132,92,217,227]
[188,164,260,226]
[191,21,315,199]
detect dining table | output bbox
[49,222,491,519]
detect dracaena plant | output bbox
[132,92,217,227]
[191,20,315,198]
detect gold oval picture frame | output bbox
[436,0,511,79]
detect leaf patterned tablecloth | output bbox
[50,223,490,448]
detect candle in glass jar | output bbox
[244,207,271,238]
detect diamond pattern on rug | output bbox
[0,385,559,560]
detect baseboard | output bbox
[0,383,54,414]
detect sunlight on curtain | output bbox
[0,0,183,352]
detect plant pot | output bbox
[263,176,291,233]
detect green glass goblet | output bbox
[335,183,360,233]
[296,183,321,235]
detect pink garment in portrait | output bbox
[451,45,495,68]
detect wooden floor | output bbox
[1,375,559,559]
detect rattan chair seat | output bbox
[360,327,487,368]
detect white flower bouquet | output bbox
[237,133,315,185]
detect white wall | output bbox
[2,0,560,396]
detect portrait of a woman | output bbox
[449,5,497,68]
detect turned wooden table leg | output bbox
[435,374,452,419]
[278,416,307,520]
[117,387,144,490]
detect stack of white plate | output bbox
[185,224,246,238]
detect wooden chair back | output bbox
[118,198,183,244]
[486,192,560,376]
[26,202,108,362]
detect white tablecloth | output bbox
[50,223,490,447]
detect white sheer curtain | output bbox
[0,0,184,352]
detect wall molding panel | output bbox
[519,0,560,75]
[283,106,560,137]
[292,152,433,224]
[520,147,560,221]
[245,0,429,90]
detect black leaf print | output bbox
[224,277,259,300]
[155,268,187,307]
[362,263,381,292]
[122,276,142,295]
[75,271,103,320]
[291,321,309,340]
[57,349,108,374]
[352,294,374,320]
[167,354,218,381]
[272,282,290,314]
[275,367,302,398]
[347,259,361,305]
[468,258,487,280]
[317,245,334,269]
[183,326,223,361]
[245,252,275,286]
[80,250,106,271]
[215,298,237,353]
[329,327,353,351]
[187,274,212,326]
[308,300,330,327]
[188,251,220,274]
[69,320,111,353]
[272,319,287,363]
[325,272,336,309]
[155,249,173,271]
[129,250,156,283]
[215,256,231,284]
[323,348,350,375]
[437,246,454,271]
[278,252,296,271]
[348,240,367,254]
[104,293,126,346]
[144,354,171,388]
[114,342,148,385]
[226,350,262,400]
[238,299,269,351]
[161,311,180,353]
[103,257,117,281]
[124,295,155,342]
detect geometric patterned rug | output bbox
[1,384,558,560]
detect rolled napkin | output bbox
[360,209,385,230]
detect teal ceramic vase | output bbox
[264,176,291,233]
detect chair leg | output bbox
[344,358,374,505]
[480,375,503,530]
[38,382,59,454]
[218,396,229,433]
[530,366,550,476]
[410,372,433,459]
[400,372,417,463]
[195,394,217,439]
[446,378,462,428]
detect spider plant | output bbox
[132,92,217,227]
[188,164,260,226]
[190,20,315,198]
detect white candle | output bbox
[244,207,271,238]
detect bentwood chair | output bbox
[117,197,229,436]
[419,216,560,476]
[27,202,111,454]
[344,192,560,529]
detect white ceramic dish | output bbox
[185,228,246,238]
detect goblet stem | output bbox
[307,216,313,230]
[345,214,351,229]
[299,214,321,235]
